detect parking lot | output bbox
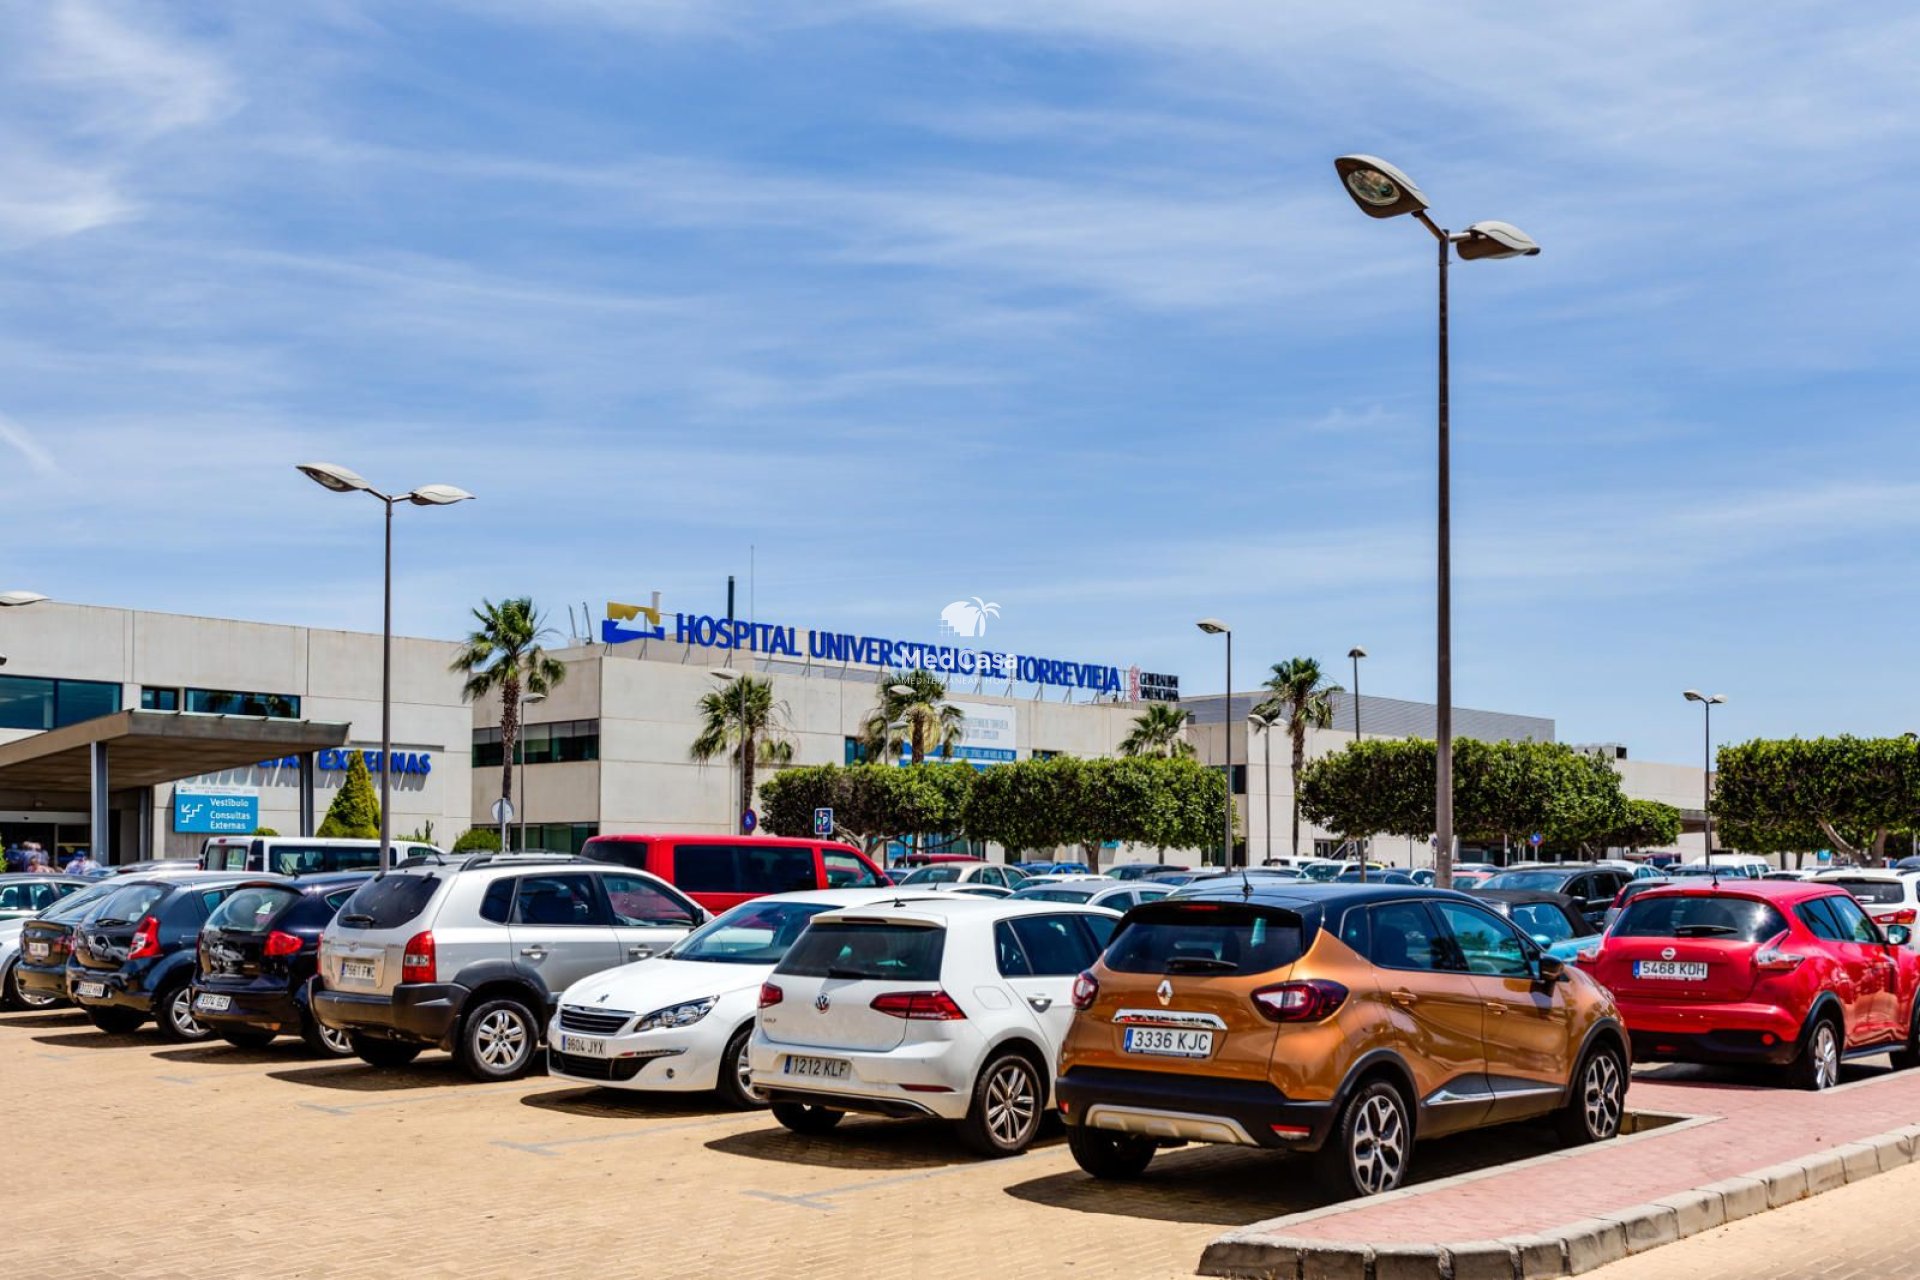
[3,1005,1606,1279]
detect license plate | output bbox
[74,981,106,999]
[558,1034,607,1057]
[26,942,48,960]
[1124,1026,1215,1058]
[195,993,232,1012]
[1634,960,1708,981]
[784,1054,851,1079]
[340,960,377,983]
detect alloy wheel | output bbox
[474,1008,529,1071]
[18,986,56,1010]
[319,1022,353,1055]
[984,1061,1039,1148]
[1582,1053,1623,1138]
[1349,1093,1407,1194]
[169,989,205,1039]
[1812,1022,1840,1090]
[734,1037,763,1103]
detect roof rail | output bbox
[457,851,592,871]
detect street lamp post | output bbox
[1248,710,1275,866]
[517,691,545,851]
[1683,691,1726,870]
[1348,646,1368,874]
[1333,156,1539,890]
[1197,619,1234,867]
[298,464,473,872]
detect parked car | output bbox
[894,862,1029,890]
[750,897,1121,1156]
[1602,877,1676,930]
[1810,870,1920,944]
[0,874,89,922]
[578,834,889,913]
[1010,878,1172,912]
[10,879,131,1007]
[1108,864,1189,881]
[1474,864,1635,927]
[191,873,372,1055]
[1665,857,1775,880]
[1584,880,1920,1089]
[1167,868,1307,896]
[1467,889,1597,962]
[314,853,709,1079]
[1012,861,1088,877]
[199,836,444,875]
[65,873,267,1040]
[1057,883,1629,1197]
[547,888,941,1103]
[1334,869,1415,885]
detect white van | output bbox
[198,836,444,876]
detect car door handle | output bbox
[519,947,547,960]
[1485,1002,1507,1015]
[1027,995,1053,1012]
[1389,989,1418,1008]
[627,946,653,959]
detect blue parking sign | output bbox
[813,807,834,837]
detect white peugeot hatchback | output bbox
[748,897,1120,1156]
[546,888,938,1105]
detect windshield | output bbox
[1821,878,1907,905]
[1105,902,1307,976]
[91,883,167,926]
[1011,886,1097,903]
[1479,870,1577,893]
[1614,895,1788,943]
[777,921,946,980]
[42,880,119,923]
[666,901,837,965]
[206,886,299,933]
[899,865,966,884]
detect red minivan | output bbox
[578,833,890,913]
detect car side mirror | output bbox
[1536,954,1569,984]
[1887,925,1911,948]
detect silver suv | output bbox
[312,854,708,1080]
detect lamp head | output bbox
[888,683,917,697]
[296,462,372,495]
[0,590,48,608]
[1334,155,1429,219]
[1683,689,1704,703]
[1195,618,1230,636]
[1455,220,1540,260]
[1347,646,1367,660]
[710,668,740,681]
[406,484,475,506]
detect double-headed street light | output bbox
[1248,709,1276,866]
[1683,690,1726,869]
[1334,155,1540,888]
[298,463,473,871]
[0,591,49,608]
[1196,619,1234,866]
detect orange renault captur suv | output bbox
[1056,882,1628,1197]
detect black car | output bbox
[1471,864,1634,926]
[191,873,369,1055]
[1465,888,1596,951]
[65,874,264,1040]
[4,879,124,1009]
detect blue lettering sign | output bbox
[174,791,260,835]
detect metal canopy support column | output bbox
[89,741,110,864]
[298,752,317,838]
[136,787,154,861]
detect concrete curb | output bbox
[1197,1121,1920,1280]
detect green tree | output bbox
[1585,798,1683,854]
[1254,657,1343,857]
[317,752,381,838]
[962,756,1226,872]
[451,597,568,812]
[861,669,964,765]
[1712,736,1920,866]
[1297,738,1435,843]
[1119,703,1195,758]
[451,826,502,854]
[251,826,280,837]
[762,762,975,860]
[690,674,794,824]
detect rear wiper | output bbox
[338,913,375,927]
[1165,956,1237,974]
[1672,924,1735,936]
[826,965,872,980]
[94,917,128,927]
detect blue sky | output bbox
[2,1,1917,762]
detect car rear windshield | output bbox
[1613,895,1788,943]
[206,886,299,933]
[670,901,835,964]
[334,874,440,930]
[1104,902,1307,976]
[776,921,945,981]
[1013,887,1097,903]
[91,883,168,926]
[41,880,119,922]
[671,843,817,896]
[1822,879,1907,905]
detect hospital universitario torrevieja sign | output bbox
[602,606,1175,700]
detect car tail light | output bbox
[127,916,161,960]
[870,990,968,1020]
[1877,909,1918,926]
[1071,970,1099,1011]
[758,982,783,1009]
[401,931,436,983]
[264,930,304,958]
[1250,979,1348,1022]
[1754,932,1803,972]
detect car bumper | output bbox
[66,967,153,1014]
[1616,999,1804,1065]
[14,960,70,1002]
[545,1019,729,1092]
[312,982,464,1048]
[189,980,304,1033]
[1056,1066,1338,1151]
[748,1030,983,1121]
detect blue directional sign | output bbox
[742,809,757,834]
[174,792,259,834]
[813,807,834,837]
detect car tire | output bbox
[957,1051,1045,1157]
[302,1011,355,1058]
[349,1031,423,1068]
[3,960,58,1010]
[455,997,540,1081]
[1554,1043,1626,1145]
[1891,1004,1920,1072]
[715,1025,766,1110]
[1067,1124,1156,1180]
[1314,1079,1412,1199]
[771,1101,845,1135]
[156,981,215,1043]
[1790,1013,1843,1091]
[84,1004,145,1034]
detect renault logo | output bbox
[1661,947,1676,961]
[1155,979,1173,1007]
[815,993,831,1013]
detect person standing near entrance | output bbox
[2,844,24,873]
[24,845,50,872]
[64,850,97,875]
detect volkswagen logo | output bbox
[1155,979,1173,1007]
[815,993,832,1013]
[1661,946,1676,961]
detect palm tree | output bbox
[1119,703,1195,758]
[862,668,964,764]
[690,674,793,821]
[1254,657,1343,858]
[451,598,568,812]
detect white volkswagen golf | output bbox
[749,897,1120,1156]
[546,888,938,1106]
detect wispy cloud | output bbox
[0,412,60,476]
